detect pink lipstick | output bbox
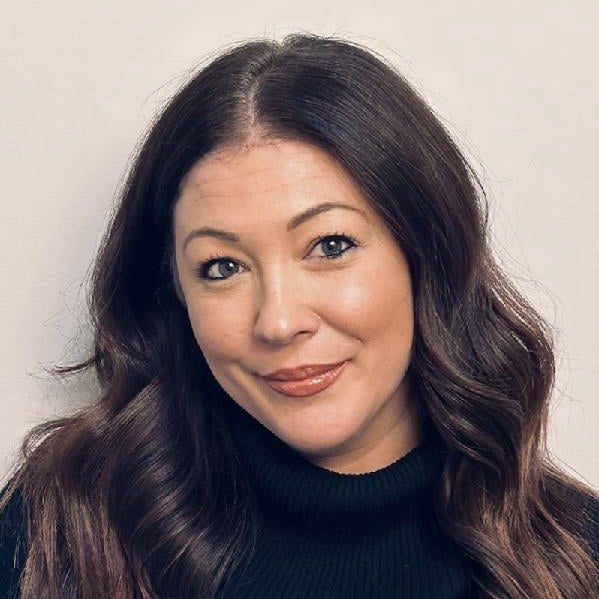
[261,361,347,397]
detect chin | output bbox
[267,408,366,460]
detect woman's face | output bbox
[174,139,421,474]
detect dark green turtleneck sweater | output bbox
[216,398,473,598]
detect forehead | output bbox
[176,139,370,215]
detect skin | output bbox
[173,138,422,474]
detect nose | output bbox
[253,268,320,346]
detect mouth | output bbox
[262,361,347,381]
[260,361,348,397]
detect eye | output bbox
[310,233,358,260]
[196,256,244,281]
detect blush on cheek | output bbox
[320,269,377,321]
[342,266,412,331]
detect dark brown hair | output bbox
[2,33,598,598]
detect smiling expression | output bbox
[173,139,422,474]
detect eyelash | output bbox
[194,232,360,282]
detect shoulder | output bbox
[0,484,27,598]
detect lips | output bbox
[262,361,346,381]
[260,361,348,397]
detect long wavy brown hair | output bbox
[1,33,598,598]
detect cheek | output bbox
[357,259,414,394]
[342,258,413,339]
[185,298,249,363]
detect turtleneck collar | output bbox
[222,398,444,535]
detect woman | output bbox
[1,33,597,599]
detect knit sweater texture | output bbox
[216,398,473,598]
[1,399,598,598]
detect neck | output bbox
[222,396,443,535]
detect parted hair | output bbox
[2,33,598,598]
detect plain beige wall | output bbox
[1,1,597,487]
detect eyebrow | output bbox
[181,202,367,253]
